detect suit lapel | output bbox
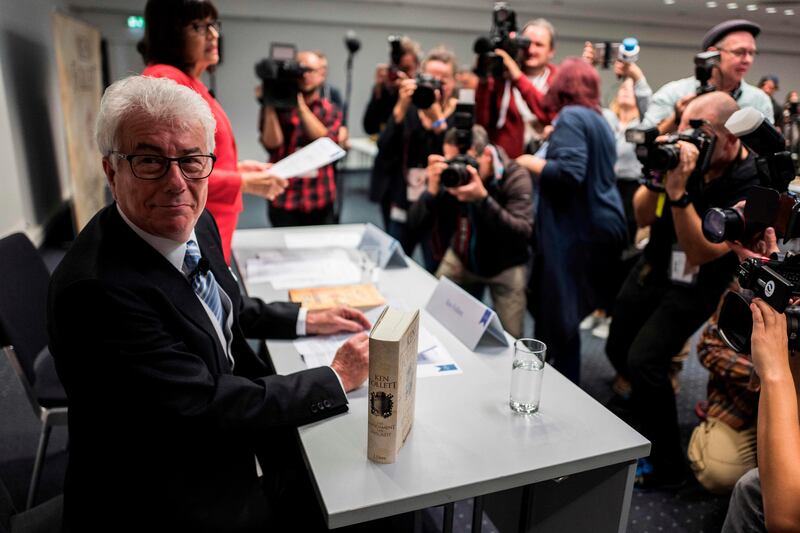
[107,207,229,373]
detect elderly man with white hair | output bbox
[48,75,370,532]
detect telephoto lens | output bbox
[702,207,746,243]
[440,155,477,189]
[718,291,800,354]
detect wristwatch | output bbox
[668,192,691,208]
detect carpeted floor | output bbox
[0,169,732,531]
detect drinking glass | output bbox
[509,338,546,414]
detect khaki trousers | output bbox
[435,248,527,338]
[688,416,757,494]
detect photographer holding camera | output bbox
[408,125,533,338]
[260,50,342,227]
[362,36,422,137]
[605,92,761,489]
[642,19,773,134]
[475,17,559,158]
[369,46,459,266]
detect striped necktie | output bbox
[183,240,225,329]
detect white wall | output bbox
[0,0,73,243]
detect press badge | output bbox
[670,245,699,286]
[406,168,427,202]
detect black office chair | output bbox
[0,233,67,510]
[0,473,62,533]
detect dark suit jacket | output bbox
[48,205,348,532]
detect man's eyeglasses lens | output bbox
[117,153,215,180]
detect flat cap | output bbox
[758,74,779,89]
[701,19,761,50]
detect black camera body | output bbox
[717,256,800,354]
[473,2,530,79]
[255,43,308,109]
[695,51,720,95]
[627,120,716,190]
[441,90,477,189]
[412,73,443,110]
[387,34,406,82]
[702,108,798,245]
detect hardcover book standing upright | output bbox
[367,307,420,464]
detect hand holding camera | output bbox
[426,154,447,196]
[750,298,791,379]
[445,163,488,203]
[664,140,700,201]
[493,47,523,81]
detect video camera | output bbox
[441,89,478,189]
[695,51,721,96]
[626,119,716,191]
[593,37,640,70]
[702,108,797,245]
[255,43,308,109]
[473,2,530,79]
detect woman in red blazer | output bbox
[138,0,286,263]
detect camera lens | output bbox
[412,86,436,110]
[651,144,680,171]
[718,291,754,353]
[441,163,470,189]
[702,207,745,243]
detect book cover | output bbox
[288,283,385,311]
[367,306,419,464]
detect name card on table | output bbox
[358,223,407,268]
[425,277,509,351]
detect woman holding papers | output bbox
[138,0,287,263]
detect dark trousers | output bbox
[268,204,336,228]
[616,179,640,247]
[605,256,721,471]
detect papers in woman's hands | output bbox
[269,137,346,179]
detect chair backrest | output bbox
[0,233,51,385]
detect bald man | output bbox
[605,92,760,490]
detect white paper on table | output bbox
[269,137,346,179]
[293,323,461,379]
[284,231,362,250]
[244,248,361,289]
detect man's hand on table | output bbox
[330,332,370,392]
[306,306,372,336]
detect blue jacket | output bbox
[530,105,626,339]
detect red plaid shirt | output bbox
[268,96,342,212]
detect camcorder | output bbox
[473,2,530,79]
[707,108,800,354]
[626,119,716,191]
[387,34,406,82]
[412,73,442,110]
[255,43,308,109]
[702,108,797,245]
[441,89,478,189]
[695,51,721,96]
[593,37,640,70]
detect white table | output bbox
[233,224,650,532]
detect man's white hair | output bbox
[95,75,216,158]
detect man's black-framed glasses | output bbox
[111,152,216,181]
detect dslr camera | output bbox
[702,108,797,244]
[386,34,407,83]
[412,73,443,110]
[255,43,308,109]
[473,2,531,79]
[626,119,716,190]
[441,89,478,189]
[695,51,721,96]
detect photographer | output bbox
[722,296,800,532]
[362,36,422,137]
[260,50,342,227]
[785,91,800,172]
[475,18,558,158]
[370,46,459,265]
[642,19,773,134]
[605,92,760,489]
[758,75,783,129]
[408,125,533,337]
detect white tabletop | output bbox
[233,225,650,528]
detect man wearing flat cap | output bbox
[642,19,773,132]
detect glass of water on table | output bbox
[509,338,546,414]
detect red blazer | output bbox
[143,64,242,264]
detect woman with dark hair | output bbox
[139,0,286,263]
[516,57,627,384]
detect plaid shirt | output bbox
[697,306,760,430]
[268,96,342,212]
